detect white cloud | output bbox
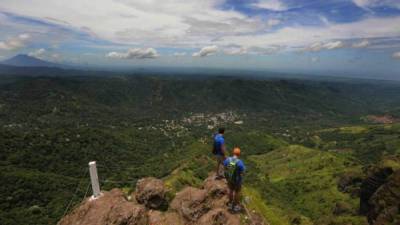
[193,45,218,57]
[393,51,400,59]
[324,41,344,50]
[51,53,61,60]
[248,46,283,55]
[0,33,31,50]
[352,39,370,48]
[267,19,281,27]
[223,46,247,56]
[252,0,288,11]
[106,48,159,59]
[0,1,399,53]
[0,0,267,48]
[28,48,46,58]
[306,41,344,52]
[222,45,283,56]
[353,0,400,9]
[219,16,400,50]
[173,52,187,57]
[311,57,319,63]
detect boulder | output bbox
[58,189,148,225]
[197,208,241,225]
[135,177,167,209]
[203,175,229,198]
[148,210,184,225]
[170,187,210,221]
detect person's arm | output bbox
[239,161,246,176]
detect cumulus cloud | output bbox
[324,41,344,49]
[306,41,344,52]
[106,48,159,59]
[173,52,187,57]
[28,48,46,58]
[1,0,400,54]
[0,0,267,48]
[393,52,400,59]
[0,33,31,50]
[252,0,288,11]
[192,45,218,57]
[352,39,370,48]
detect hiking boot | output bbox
[232,205,242,213]
[215,175,224,180]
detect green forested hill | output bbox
[0,73,400,225]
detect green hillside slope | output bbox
[1,74,400,225]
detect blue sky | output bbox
[0,0,399,79]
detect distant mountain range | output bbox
[1,54,62,68]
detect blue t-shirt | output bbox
[223,157,246,183]
[213,133,225,155]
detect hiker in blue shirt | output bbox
[212,127,226,179]
[224,147,246,212]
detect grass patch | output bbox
[248,145,363,223]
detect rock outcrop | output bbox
[359,167,393,215]
[135,177,167,209]
[170,187,210,221]
[337,172,364,198]
[58,174,264,225]
[366,169,400,225]
[58,189,148,225]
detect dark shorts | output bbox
[228,182,242,191]
[215,154,224,163]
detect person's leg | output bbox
[234,188,241,206]
[216,155,224,178]
[218,157,223,177]
[228,186,234,209]
[233,185,242,212]
[215,155,221,177]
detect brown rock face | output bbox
[203,175,229,198]
[148,210,184,225]
[59,174,264,225]
[170,187,210,221]
[359,167,393,215]
[135,177,167,210]
[367,170,400,225]
[57,189,148,225]
[197,208,241,225]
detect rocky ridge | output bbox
[58,174,266,225]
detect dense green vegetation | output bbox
[0,72,400,225]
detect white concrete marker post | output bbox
[88,161,101,199]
